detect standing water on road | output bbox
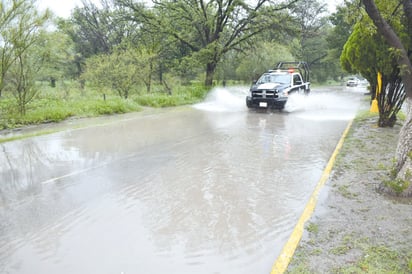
[0,86,365,274]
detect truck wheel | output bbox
[246,97,252,108]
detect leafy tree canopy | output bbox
[118,0,299,86]
[340,0,408,87]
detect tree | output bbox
[362,0,412,196]
[326,3,358,81]
[377,76,406,127]
[119,0,298,87]
[37,31,78,86]
[340,0,408,127]
[327,4,356,56]
[59,0,136,79]
[340,17,400,94]
[0,0,50,114]
[235,41,294,82]
[290,0,328,63]
[0,0,29,97]
[82,45,155,98]
[8,44,43,115]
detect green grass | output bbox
[353,109,378,122]
[337,184,359,199]
[0,129,60,143]
[134,84,208,107]
[288,237,412,274]
[306,223,319,234]
[0,97,141,129]
[335,246,411,274]
[0,81,209,131]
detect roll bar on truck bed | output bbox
[275,61,310,83]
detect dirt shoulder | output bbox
[287,106,412,273]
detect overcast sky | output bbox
[38,0,343,19]
[326,0,343,13]
[37,0,87,18]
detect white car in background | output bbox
[346,77,360,87]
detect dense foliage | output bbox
[340,0,410,127]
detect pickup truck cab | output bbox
[246,61,310,110]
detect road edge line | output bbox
[270,119,354,274]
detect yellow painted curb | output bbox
[270,119,354,274]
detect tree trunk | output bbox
[378,77,406,127]
[50,77,56,88]
[205,62,216,87]
[147,60,153,93]
[395,98,412,196]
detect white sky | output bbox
[38,0,344,19]
[326,0,344,13]
[37,0,83,18]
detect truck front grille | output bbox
[252,90,278,99]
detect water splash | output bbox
[286,89,365,121]
[193,86,248,112]
[285,92,352,112]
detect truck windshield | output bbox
[257,73,290,85]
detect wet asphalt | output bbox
[0,86,365,274]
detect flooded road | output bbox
[0,86,365,274]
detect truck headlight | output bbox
[278,90,288,98]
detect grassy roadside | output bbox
[286,109,412,273]
[0,82,209,131]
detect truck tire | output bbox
[246,97,252,108]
